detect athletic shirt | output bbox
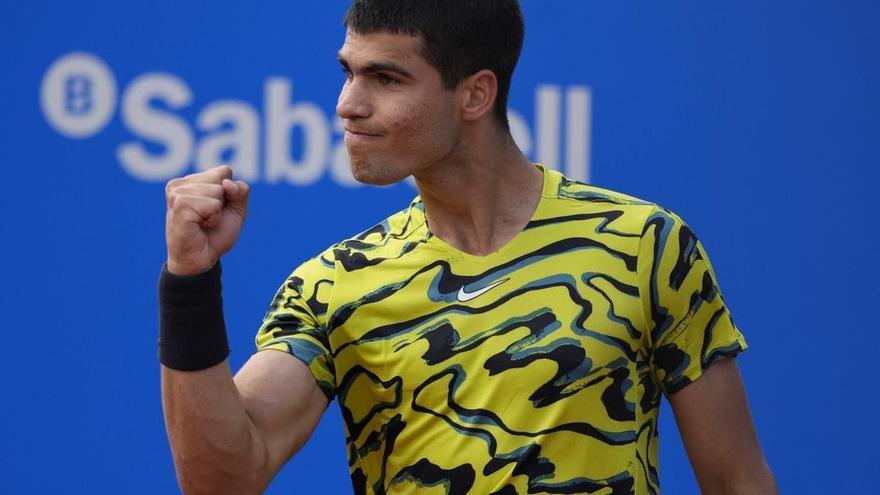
[255,165,747,495]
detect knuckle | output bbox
[208,183,224,197]
[169,193,191,212]
[165,178,182,195]
[167,191,179,209]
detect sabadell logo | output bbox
[40,51,592,187]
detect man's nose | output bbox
[336,80,371,120]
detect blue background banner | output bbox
[1,1,877,493]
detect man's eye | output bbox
[378,74,400,85]
[341,67,353,81]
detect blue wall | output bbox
[1,1,877,493]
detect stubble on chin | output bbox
[349,156,387,186]
[348,146,414,186]
[348,154,371,182]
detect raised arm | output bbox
[160,166,327,494]
[668,358,778,495]
[162,352,327,494]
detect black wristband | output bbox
[158,262,230,371]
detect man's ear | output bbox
[459,69,498,122]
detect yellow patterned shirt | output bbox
[256,165,747,495]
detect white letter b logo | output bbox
[41,52,117,139]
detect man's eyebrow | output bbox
[337,55,413,79]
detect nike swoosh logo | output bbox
[457,278,510,303]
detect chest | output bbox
[327,245,646,415]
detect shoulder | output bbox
[311,197,429,272]
[553,171,655,208]
[542,167,681,238]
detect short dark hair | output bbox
[344,0,525,131]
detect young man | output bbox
[160,1,778,494]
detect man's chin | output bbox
[350,161,408,186]
[353,174,406,187]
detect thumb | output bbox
[222,179,250,218]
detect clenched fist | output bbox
[165,166,250,276]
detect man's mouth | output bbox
[344,127,381,137]
[344,128,383,144]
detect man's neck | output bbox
[413,135,543,256]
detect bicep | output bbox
[234,349,329,474]
[668,357,775,492]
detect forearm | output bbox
[671,359,778,495]
[162,360,270,495]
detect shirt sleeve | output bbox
[638,207,748,395]
[255,248,338,401]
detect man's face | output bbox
[336,29,460,185]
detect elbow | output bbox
[701,462,779,495]
[735,461,778,495]
[173,438,272,495]
[176,461,270,495]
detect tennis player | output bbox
[159,1,778,493]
